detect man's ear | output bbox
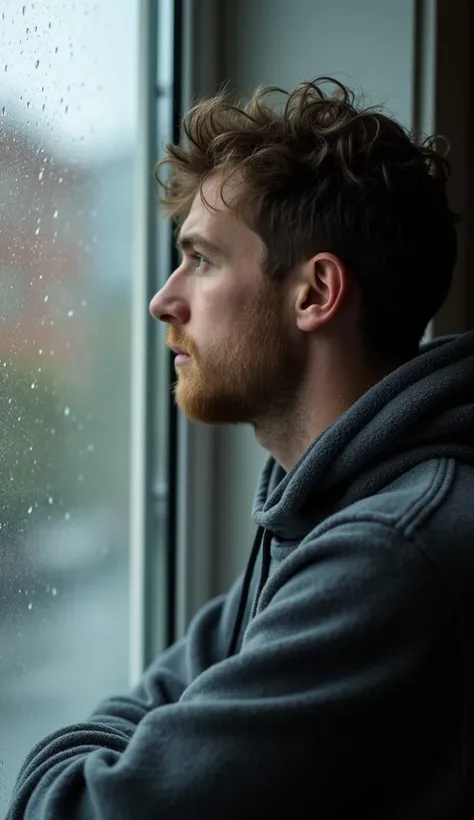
[294,252,349,333]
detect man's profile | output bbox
[7,78,474,819]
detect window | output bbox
[0,1,143,810]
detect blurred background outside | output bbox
[0,1,137,809]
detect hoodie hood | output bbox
[227,331,474,658]
[252,331,474,540]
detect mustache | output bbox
[166,331,193,356]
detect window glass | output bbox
[0,1,138,810]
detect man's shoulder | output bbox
[296,457,474,581]
[336,457,473,540]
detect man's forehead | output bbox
[179,174,263,258]
[181,183,237,242]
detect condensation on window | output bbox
[0,0,136,810]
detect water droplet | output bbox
[4,65,8,72]
[48,496,53,504]
[87,444,94,452]
[55,46,59,54]
[58,176,63,184]
[22,5,26,15]
[28,602,33,610]
[35,59,39,68]
[35,227,40,235]
[65,511,70,520]
[26,101,30,108]
[53,209,59,218]
[64,406,70,416]
[44,295,48,302]
[27,506,33,514]
[1,106,5,116]
[51,587,57,596]
[30,382,36,389]
[67,309,74,317]
[38,169,44,180]
[38,348,43,355]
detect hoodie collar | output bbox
[252,332,474,540]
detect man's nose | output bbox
[149,281,189,325]
[149,288,165,321]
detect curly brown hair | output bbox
[155,77,458,362]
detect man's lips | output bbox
[170,346,190,356]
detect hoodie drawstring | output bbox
[226,526,273,658]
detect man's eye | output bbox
[193,254,209,270]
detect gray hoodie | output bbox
[7,332,474,819]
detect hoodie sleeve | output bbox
[6,520,458,820]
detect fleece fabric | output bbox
[7,331,474,819]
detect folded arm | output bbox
[7,521,456,820]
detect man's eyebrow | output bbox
[176,232,226,257]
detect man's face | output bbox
[149,176,307,427]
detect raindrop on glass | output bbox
[22,5,26,15]
[64,406,70,416]
[68,310,74,317]
[44,295,48,302]
[38,169,44,180]
[53,209,58,218]
[35,227,40,235]
[27,506,33,514]
[35,59,39,69]
[28,602,33,610]
[1,106,5,116]
[51,587,57,596]
[48,496,53,505]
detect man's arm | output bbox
[86,583,235,737]
[7,520,459,819]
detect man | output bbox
[8,78,474,818]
